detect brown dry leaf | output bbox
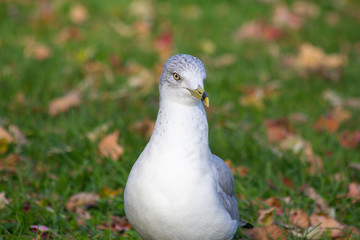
[314,116,339,133]
[110,20,134,38]
[235,20,283,42]
[86,122,112,142]
[128,65,155,93]
[294,43,347,81]
[245,224,286,240]
[309,213,346,238]
[239,84,280,110]
[212,54,237,68]
[70,4,88,24]
[98,130,124,161]
[9,125,28,146]
[66,192,99,220]
[264,118,293,143]
[48,91,81,116]
[292,1,320,19]
[0,192,9,209]
[289,209,309,229]
[302,185,329,213]
[258,207,275,226]
[346,182,360,203]
[224,160,249,177]
[338,130,360,149]
[55,27,82,44]
[273,4,303,29]
[0,154,20,173]
[129,118,155,139]
[289,112,309,123]
[24,37,52,61]
[97,215,131,233]
[0,127,13,143]
[129,0,154,21]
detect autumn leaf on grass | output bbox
[339,182,360,203]
[55,27,83,44]
[289,209,309,229]
[23,37,52,61]
[30,225,60,239]
[309,213,353,238]
[224,159,250,177]
[235,20,283,42]
[97,215,131,234]
[48,91,81,116]
[286,43,347,81]
[98,130,124,161]
[239,83,280,110]
[0,154,20,173]
[258,207,276,226]
[66,192,99,223]
[129,118,155,139]
[127,64,155,94]
[315,107,351,133]
[244,224,286,240]
[302,185,329,213]
[99,186,124,199]
[264,118,293,143]
[273,4,303,29]
[338,130,360,149]
[86,122,112,142]
[70,4,88,24]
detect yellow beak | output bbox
[187,86,209,108]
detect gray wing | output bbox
[211,154,253,229]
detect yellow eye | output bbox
[173,73,181,80]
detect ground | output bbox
[0,0,360,239]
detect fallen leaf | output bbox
[314,116,339,133]
[97,215,131,233]
[211,54,237,68]
[0,126,13,143]
[322,89,342,107]
[129,0,154,21]
[289,209,309,229]
[338,130,360,149]
[30,225,60,239]
[8,125,28,146]
[128,65,155,93]
[302,185,329,213]
[264,118,293,143]
[258,207,275,226]
[292,1,320,19]
[245,224,286,240]
[273,4,303,29]
[309,213,345,238]
[240,83,280,110]
[98,130,124,161]
[0,154,20,173]
[0,192,9,209]
[346,182,360,203]
[129,118,155,139]
[235,20,283,42]
[86,122,112,142]
[294,43,347,81]
[66,192,99,220]
[48,91,81,116]
[199,39,216,55]
[55,27,82,44]
[70,4,88,24]
[110,20,134,38]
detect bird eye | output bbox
[173,73,181,80]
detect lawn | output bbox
[1,0,360,239]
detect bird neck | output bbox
[149,100,209,154]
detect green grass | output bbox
[1,0,360,239]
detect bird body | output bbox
[124,54,252,240]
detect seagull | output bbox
[124,54,253,240]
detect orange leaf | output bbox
[289,209,309,229]
[98,130,124,161]
[245,225,286,240]
[48,91,81,116]
[70,4,88,24]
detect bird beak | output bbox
[187,86,209,107]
